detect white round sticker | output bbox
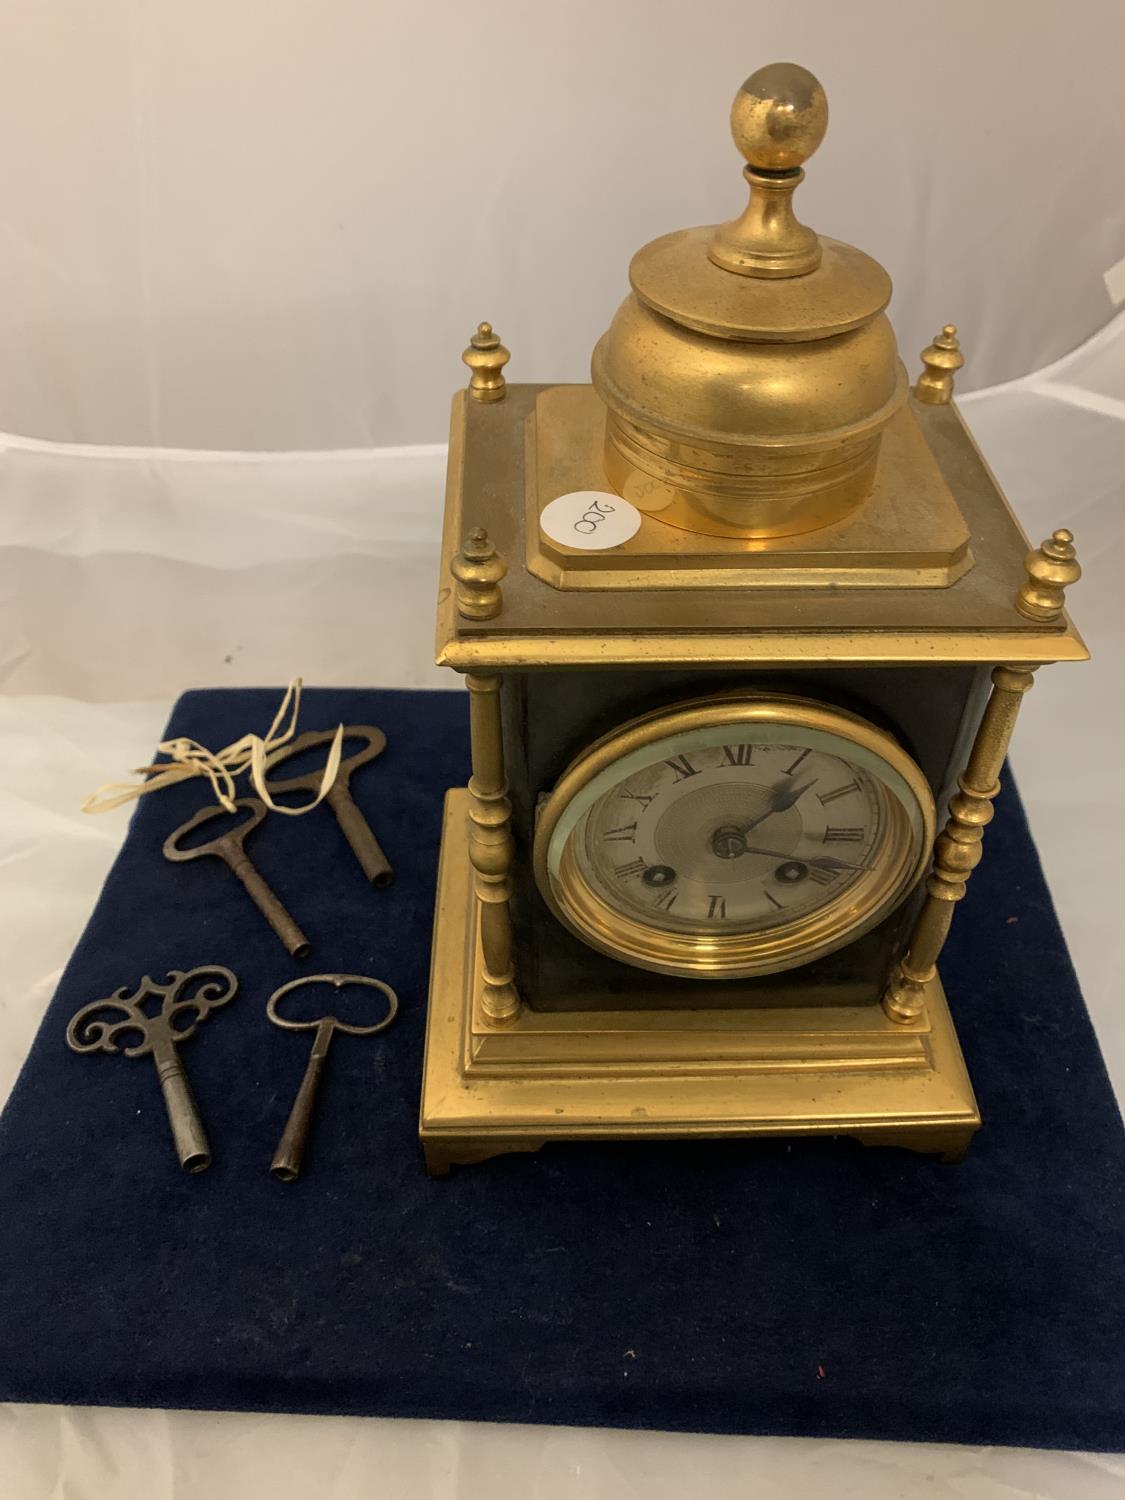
[539,490,642,551]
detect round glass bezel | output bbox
[532,694,935,979]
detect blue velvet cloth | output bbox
[0,687,1122,1449]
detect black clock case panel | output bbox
[501,664,993,1012]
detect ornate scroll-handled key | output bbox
[264,726,393,888]
[66,965,237,1172]
[163,798,311,957]
[267,972,398,1181]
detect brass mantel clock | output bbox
[419,63,1086,1175]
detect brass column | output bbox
[465,672,520,1024]
[883,663,1035,1022]
[883,527,1082,1022]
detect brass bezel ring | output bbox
[532,694,935,980]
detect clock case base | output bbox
[420,791,981,1176]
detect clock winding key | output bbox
[163,798,311,957]
[266,972,398,1182]
[263,725,393,888]
[65,965,237,1172]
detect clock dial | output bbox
[533,696,935,979]
[580,739,882,936]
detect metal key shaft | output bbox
[267,973,398,1181]
[152,1031,210,1170]
[270,1016,334,1182]
[164,798,310,958]
[264,726,393,888]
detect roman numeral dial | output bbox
[576,733,883,935]
[665,754,699,782]
[602,823,638,843]
[721,744,753,767]
[535,699,934,982]
[817,780,859,805]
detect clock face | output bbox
[533,696,935,979]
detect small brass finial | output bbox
[462,322,509,403]
[709,63,827,279]
[1016,528,1081,623]
[914,325,965,405]
[451,526,506,620]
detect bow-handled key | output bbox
[66,965,237,1172]
[267,972,398,1181]
[264,725,393,888]
[164,798,311,958]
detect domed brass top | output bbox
[590,64,908,540]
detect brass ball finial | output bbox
[730,62,829,173]
[1016,528,1081,623]
[462,322,510,403]
[914,324,965,405]
[451,526,506,620]
[710,63,827,278]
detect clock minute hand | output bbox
[742,778,818,835]
[740,842,874,874]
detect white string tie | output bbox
[81,679,343,817]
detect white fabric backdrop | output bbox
[0,316,1123,1496]
[1,0,1124,450]
[2,6,1124,1490]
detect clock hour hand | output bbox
[741,778,818,834]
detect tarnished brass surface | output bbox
[419,794,980,1175]
[709,62,827,276]
[884,663,1036,1022]
[435,386,1088,667]
[591,65,909,536]
[633,231,892,343]
[466,673,520,1024]
[451,526,506,620]
[425,62,1086,1174]
[462,322,509,403]
[1017,528,1081,622]
[529,384,971,588]
[915,325,965,405]
[591,291,905,538]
